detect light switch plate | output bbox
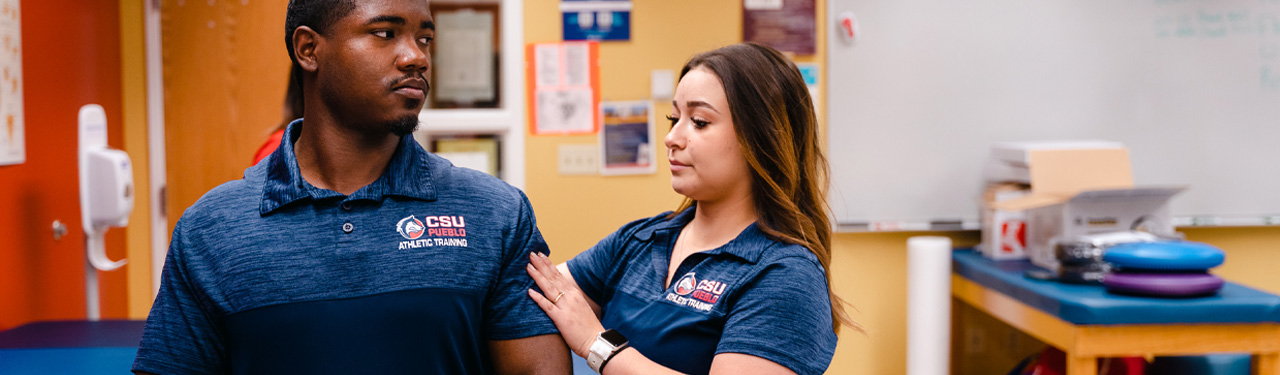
[558,144,598,175]
[651,69,674,100]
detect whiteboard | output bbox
[826,0,1280,229]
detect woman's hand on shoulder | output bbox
[526,252,606,357]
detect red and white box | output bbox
[981,183,1030,260]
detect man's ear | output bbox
[293,26,320,73]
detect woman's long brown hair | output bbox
[673,42,860,334]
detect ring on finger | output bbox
[551,291,565,304]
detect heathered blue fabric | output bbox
[132,120,557,374]
[566,209,838,375]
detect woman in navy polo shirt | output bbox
[526,42,858,375]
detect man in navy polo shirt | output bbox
[132,0,570,373]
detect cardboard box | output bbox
[992,148,1185,271]
[978,141,1123,261]
[989,140,1126,167]
[980,183,1030,260]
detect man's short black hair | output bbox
[284,0,357,70]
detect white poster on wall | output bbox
[529,42,598,135]
[434,9,494,103]
[0,0,23,166]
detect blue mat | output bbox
[0,320,144,375]
[0,320,144,349]
[0,347,137,375]
[953,250,1280,325]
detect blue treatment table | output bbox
[951,250,1280,375]
[0,320,145,374]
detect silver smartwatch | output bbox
[586,329,629,373]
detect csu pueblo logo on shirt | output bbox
[665,272,727,312]
[395,214,468,249]
[674,274,697,295]
[397,216,426,239]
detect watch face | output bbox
[601,329,627,346]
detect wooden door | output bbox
[161,0,289,225]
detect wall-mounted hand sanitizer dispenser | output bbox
[78,104,132,320]
[84,147,133,229]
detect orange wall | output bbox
[0,0,130,330]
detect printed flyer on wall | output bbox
[598,100,654,175]
[526,41,600,135]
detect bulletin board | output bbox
[826,0,1280,230]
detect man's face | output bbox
[315,0,433,136]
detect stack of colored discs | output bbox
[1102,241,1225,297]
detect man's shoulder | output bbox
[178,176,261,225]
[426,153,524,201]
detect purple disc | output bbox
[1103,272,1224,297]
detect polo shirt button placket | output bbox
[342,222,354,233]
[340,202,352,211]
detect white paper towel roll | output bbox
[907,236,952,375]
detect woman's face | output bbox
[664,66,753,204]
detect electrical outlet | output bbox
[558,144,598,175]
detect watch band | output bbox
[598,342,630,373]
[586,337,611,372]
[586,329,629,373]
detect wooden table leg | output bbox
[1066,355,1097,375]
[1254,352,1279,375]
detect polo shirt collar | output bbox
[636,206,772,264]
[260,119,435,214]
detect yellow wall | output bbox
[120,0,153,320]
[827,231,981,374]
[521,1,1280,374]
[524,0,741,257]
[1181,227,1280,294]
[524,0,826,257]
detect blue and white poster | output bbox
[560,0,631,41]
[598,101,654,175]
